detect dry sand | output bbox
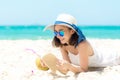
[0,39,120,80]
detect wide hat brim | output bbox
[43,23,78,35]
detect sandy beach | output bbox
[0,39,120,80]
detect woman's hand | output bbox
[56,59,86,74]
[56,60,70,74]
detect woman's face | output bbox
[54,25,75,44]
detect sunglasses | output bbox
[54,30,64,37]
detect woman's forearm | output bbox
[68,63,87,73]
[56,60,87,74]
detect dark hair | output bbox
[52,30,78,47]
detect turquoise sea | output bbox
[0,25,120,40]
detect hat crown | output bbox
[56,14,77,25]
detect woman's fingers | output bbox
[56,59,63,65]
[56,64,68,74]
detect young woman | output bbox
[36,13,120,74]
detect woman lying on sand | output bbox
[36,13,120,74]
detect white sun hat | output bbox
[43,13,78,32]
[44,13,86,47]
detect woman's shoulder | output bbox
[77,40,94,56]
[77,40,93,51]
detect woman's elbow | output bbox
[79,66,88,72]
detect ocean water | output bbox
[0,25,120,40]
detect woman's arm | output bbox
[60,46,71,62]
[57,46,87,74]
[57,41,92,74]
[56,59,86,74]
[74,40,93,72]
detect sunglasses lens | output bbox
[54,32,57,36]
[54,31,64,37]
[59,31,64,37]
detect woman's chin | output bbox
[60,40,66,44]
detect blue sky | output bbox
[0,0,120,25]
